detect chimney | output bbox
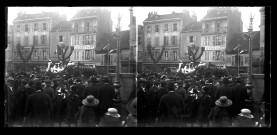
[148,12,155,18]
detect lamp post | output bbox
[245,14,255,111]
[237,44,240,76]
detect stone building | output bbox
[70,8,112,67]
[200,7,243,68]
[137,25,144,73]
[12,11,66,71]
[5,25,14,72]
[49,21,71,62]
[180,21,202,63]
[225,31,260,75]
[142,10,195,72]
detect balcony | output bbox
[72,27,97,34]
[202,27,227,34]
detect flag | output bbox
[102,40,110,50]
[233,44,241,51]
[108,49,116,54]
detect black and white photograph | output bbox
[5,6,270,128]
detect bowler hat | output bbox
[222,77,229,84]
[7,77,15,82]
[139,78,147,83]
[235,77,242,83]
[70,85,78,93]
[90,76,97,83]
[215,96,232,107]
[167,82,175,90]
[34,81,43,90]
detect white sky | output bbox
[8,6,262,32]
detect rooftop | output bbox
[71,8,101,19]
[51,21,71,31]
[182,22,202,32]
[13,12,64,22]
[202,7,236,20]
[226,31,260,54]
[143,12,188,23]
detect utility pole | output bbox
[245,14,254,111]
[238,44,240,76]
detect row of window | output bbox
[230,55,248,66]
[13,49,48,60]
[145,51,178,61]
[16,23,48,33]
[146,36,178,46]
[72,35,94,45]
[16,35,47,45]
[147,23,178,33]
[203,51,225,61]
[72,50,95,61]
[72,22,97,33]
[201,35,226,46]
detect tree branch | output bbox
[25,45,35,62]
[64,46,74,61]
[147,45,156,62]
[195,47,205,61]
[156,45,165,63]
[16,43,26,62]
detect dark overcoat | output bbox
[208,106,232,127]
[231,84,247,117]
[137,86,149,126]
[98,83,116,115]
[233,115,255,127]
[157,92,185,127]
[25,91,52,124]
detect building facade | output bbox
[6,25,14,72]
[142,11,195,72]
[12,12,66,71]
[225,31,260,75]
[180,22,202,63]
[49,21,72,62]
[70,8,112,67]
[259,7,265,74]
[200,7,243,68]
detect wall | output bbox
[180,31,201,61]
[49,31,71,61]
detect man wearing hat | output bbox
[175,80,187,102]
[147,79,160,126]
[233,108,255,127]
[83,76,100,124]
[25,81,52,127]
[230,77,248,119]
[206,78,217,108]
[208,96,233,127]
[14,79,28,125]
[137,78,149,127]
[215,77,232,103]
[157,81,185,127]
[76,78,86,104]
[4,77,17,126]
[43,80,55,102]
[98,76,116,118]
[65,85,80,127]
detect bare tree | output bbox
[187,44,205,67]
[56,44,74,67]
[16,43,34,71]
[147,44,165,72]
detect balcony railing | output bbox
[203,27,227,34]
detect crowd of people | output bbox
[136,71,265,127]
[4,71,137,127]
